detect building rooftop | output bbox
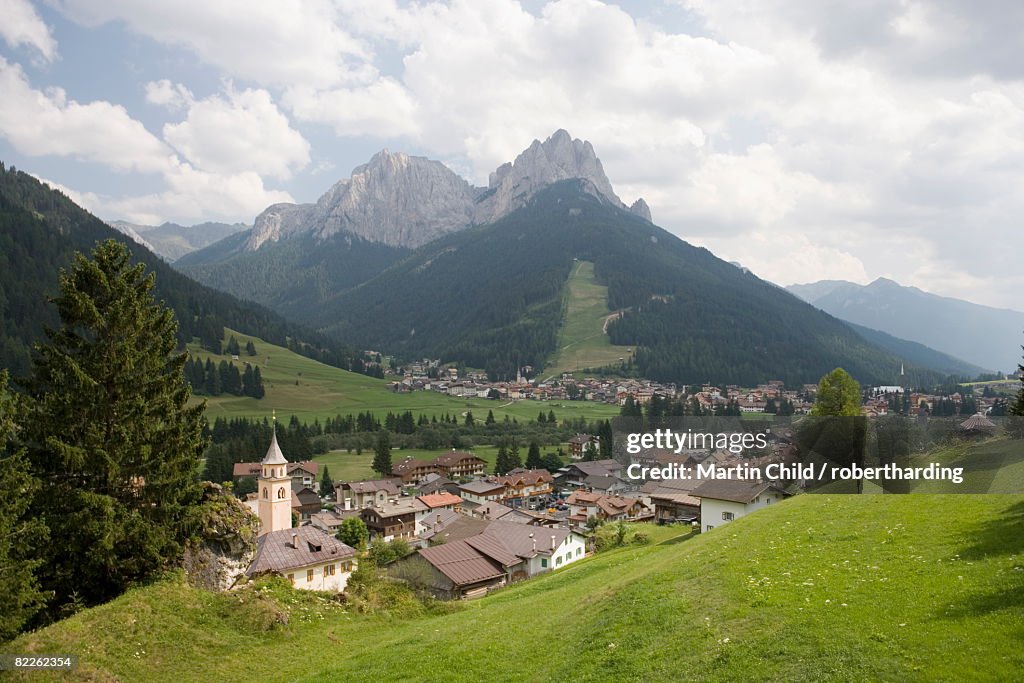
[246,526,355,575]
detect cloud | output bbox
[283,78,419,139]
[144,79,193,110]
[162,85,310,180]
[50,0,370,88]
[0,57,174,173]
[0,0,57,62]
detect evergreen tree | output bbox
[537,411,547,424]
[372,430,392,476]
[494,441,509,474]
[583,441,599,461]
[464,411,475,427]
[252,366,265,399]
[205,358,221,395]
[226,336,240,356]
[245,340,257,356]
[22,241,205,619]
[320,465,334,496]
[485,409,496,425]
[507,438,522,470]
[0,371,48,639]
[598,420,614,459]
[547,409,557,425]
[1012,346,1024,416]
[526,441,542,469]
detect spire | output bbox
[262,411,287,465]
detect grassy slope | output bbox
[189,329,618,424]
[546,261,633,379]
[9,496,1023,681]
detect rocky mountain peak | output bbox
[245,130,652,250]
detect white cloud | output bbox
[51,0,370,88]
[0,57,174,173]
[162,85,310,180]
[144,79,193,110]
[283,79,419,139]
[0,0,57,62]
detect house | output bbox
[692,480,789,533]
[291,484,322,521]
[417,492,462,512]
[335,479,401,511]
[583,474,629,496]
[415,473,460,497]
[433,450,487,478]
[464,500,515,521]
[555,460,625,490]
[391,457,436,484]
[458,480,507,505]
[398,517,588,598]
[360,497,427,541]
[246,525,357,593]
[566,491,648,529]
[494,468,553,506]
[392,539,507,600]
[309,508,361,535]
[568,434,599,460]
[640,479,705,525]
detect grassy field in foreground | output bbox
[545,261,633,379]
[315,443,572,481]
[9,495,1023,681]
[187,329,618,425]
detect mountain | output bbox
[311,179,931,386]
[177,129,650,321]
[788,278,1024,372]
[0,163,366,378]
[844,322,989,377]
[108,220,248,261]
[241,129,651,253]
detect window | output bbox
[326,564,335,576]
[722,512,735,521]
[262,488,268,499]
[556,557,562,566]
[766,498,772,505]
[541,558,548,568]
[307,569,314,582]
[576,548,582,556]
[287,574,294,585]
[706,525,714,531]
[278,487,286,499]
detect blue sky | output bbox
[1,0,1023,310]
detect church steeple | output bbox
[258,411,292,536]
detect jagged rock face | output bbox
[475,129,623,222]
[182,483,258,591]
[245,130,652,250]
[629,198,652,222]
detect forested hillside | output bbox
[0,164,367,377]
[313,180,935,386]
[176,230,407,314]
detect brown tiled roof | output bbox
[649,493,701,507]
[339,479,400,495]
[246,527,355,575]
[459,480,506,495]
[434,450,485,467]
[464,535,520,567]
[692,479,777,504]
[497,469,553,486]
[418,540,505,586]
[417,492,463,508]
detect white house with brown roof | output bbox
[692,480,789,533]
[246,526,357,593]
[335,479,401,510]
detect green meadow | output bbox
[188,329,618,425]
[9,495,1023,681]
[545,261,633,379]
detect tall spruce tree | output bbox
[0,371,48,639]
[526,441,542,469]
[22,240,205,619]
[372,430,392,476]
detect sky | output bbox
[1,0,1022,310]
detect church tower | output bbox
[258,414,292,536]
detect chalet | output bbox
[391,457,436,484]
[566,491,647,529]
[692,480,789,533]
[360,497,427,541]
[494,468,553,505]
[246,526,357,593]
[291,484,322,521]
[415,473,460,497]
[640,478,707,525]
[458,480,507,505]
[568,434,599,460]
[434,450,487,478]
[417,492,462,512]
[335,479,401,511]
